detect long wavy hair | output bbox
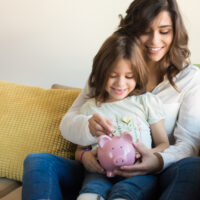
[89,32,148,103]
[117,0,190,89]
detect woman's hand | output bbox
[88,113,114,137]
[114,142,163,177]
[82,149,105,174]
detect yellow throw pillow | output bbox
[0,80,81,181]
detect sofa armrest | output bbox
[0,186,22,200]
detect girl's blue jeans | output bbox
[79,171,157,200]
[22,154,200,200]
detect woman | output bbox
[60,0,200,199]
[22,0,200,199]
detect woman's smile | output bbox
[146,46,163,54]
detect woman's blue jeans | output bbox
[22,153,84,200]
[158,156,200,200]
[22,154,200,200]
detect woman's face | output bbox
[140,11,173,64]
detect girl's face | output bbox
[140,11,173,64]
[105,58,136,102]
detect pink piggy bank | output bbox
[97,132,136,177]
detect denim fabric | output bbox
[22,153,200,200]
[158,156,200,200]
[80,171,157,200]
[22,153,84,200]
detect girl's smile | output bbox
[111,87,128,95]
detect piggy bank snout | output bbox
[113,156,126,166]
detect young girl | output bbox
[75,32,169,200]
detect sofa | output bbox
[0,64,200,199]
[0,82,81,199]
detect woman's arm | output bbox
[112,119,168,177]
[60,81,113,146]
[115,66,200,176]
[150,119,169,153]
[160,84,200,169]
[114,142,163,177]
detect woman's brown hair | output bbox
[117,0,190,89]
[89,32,148,102]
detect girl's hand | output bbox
[88,113,114,137]
[82,149,105,174]
[114,142,163,177]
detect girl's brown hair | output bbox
[117,0,190,89]
[89,32,148,102]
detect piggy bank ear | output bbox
[98,135,112,148]
[121,132,133,143]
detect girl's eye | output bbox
[109,73,118,78]
[109,74,134,79]
[126,75,134,79]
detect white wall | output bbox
[0,0,199,89]
[179,0,200,65]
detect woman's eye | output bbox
[160,29,172,34]
[161,31,169,34]
[110,75,117,78]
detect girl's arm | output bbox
[150,119,169,153]
[75,145,90,162]
[75,145,104,174]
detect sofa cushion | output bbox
[0,80,81,181]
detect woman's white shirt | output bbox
[153,64,200,168]
[60,64,200,169]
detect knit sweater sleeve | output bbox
[59,80,97,146]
